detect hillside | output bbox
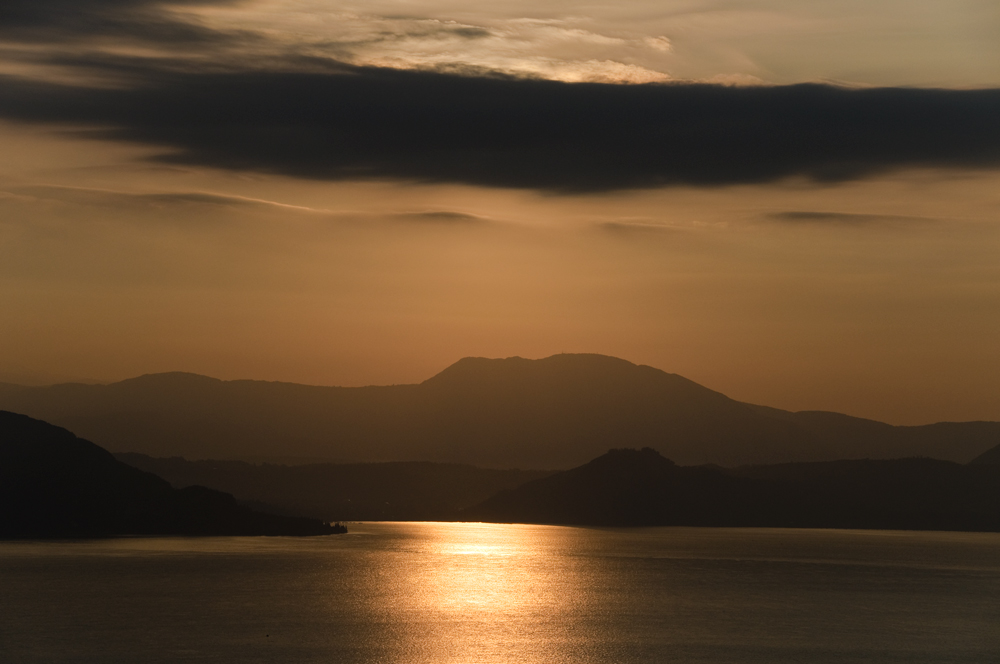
[1,354,997,468]
[0,411,337,538]
[465,448,1000,531]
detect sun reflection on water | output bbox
[7,525,999,663]
[365,522,593,664]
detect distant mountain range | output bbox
[1,354,998,468]
[8,405,1000,533]
[115,446,1000,531]
[465,448,1000,531]
[0,411,338,538]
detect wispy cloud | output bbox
[4,0,999,91]
[395,211,489,224]
[3,185,502,230]
[183,9,674,83]
[0,1,673,84]
[6,184,331,213]
[767,211,938,225]
[598,220,681,235]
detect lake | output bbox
[1,523,998,663]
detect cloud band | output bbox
[2,66,999,192]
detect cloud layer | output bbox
[3,65,999,192]
[0,0,238,44]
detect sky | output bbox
[1,0,999,424]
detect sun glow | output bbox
[360,522,590,663]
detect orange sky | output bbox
[1,0,999,425]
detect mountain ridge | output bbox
[970,441,1000,465]
[0,354,996,468]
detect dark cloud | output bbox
[448,27,493,39]
[367,25,493,44]
[0,0,238,44]
[1,64,999,192]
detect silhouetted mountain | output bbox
[465,448,781,526]
[465,448,1000,532]
[0,411,338,538]
[0,355,997,467]
[970,442,1000,465]
[115,453,553,521]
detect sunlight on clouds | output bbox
[1,0,997,86]
[178,0,1000,86]
[184,3,675,82]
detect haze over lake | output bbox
[3,523,998,663]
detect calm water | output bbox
[1,523,999,663]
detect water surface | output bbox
[2,523,998,663]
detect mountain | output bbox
[0,411,338,538]
[465,448,1000,532]
[115,453,553,522]
[465,448,781,527]
[0,354,997,468]
[970,442,1000,465]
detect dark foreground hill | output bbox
[116,453,552,522]
[465,448,1000,532]
[0,411,338,538]
[1,354,998,467]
